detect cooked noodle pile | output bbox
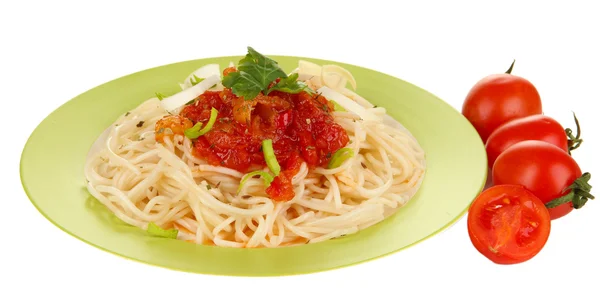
[85,62,426,248]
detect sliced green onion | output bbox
[160,74,220,112]
[327,148,354,169]
[188,74,217,89]
[155,92,167,101]
[190,74,205,86]
[184,107,218,139]
[147,222,178,239]
[330,99,346,112]
[188,74,217,88]
[303,86,316,95]
[262,139,280,176]
[317,86,378,121]
[237,170,275,194]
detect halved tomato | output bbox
[467,184,551,264]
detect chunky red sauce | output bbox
[157,71,349,201]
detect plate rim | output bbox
[19,54,487,276]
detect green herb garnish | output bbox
[147,222,178,239]
[222,47,307,100]
[266,73,306,94]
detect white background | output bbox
[2,1,599,305]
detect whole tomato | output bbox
[462,61,543,142]
[492,140,594,220]
[485,114,583,168]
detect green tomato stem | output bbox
[566,112,583,155]
[545,172,594,209]
[505,60,516,74]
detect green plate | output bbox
[20,55,487,276]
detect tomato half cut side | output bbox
[467,185,551,264]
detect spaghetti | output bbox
[85,53,426,248]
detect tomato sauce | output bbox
[177,85,349,201]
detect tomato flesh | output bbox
[492,140,582,220]
[178,88,348,201]
[462,73,542,142]
[485,114,569,169]
[467,185,551,264]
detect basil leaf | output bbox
[266,73,307,95]
[222,71,265,100]
[222,46,287,100]
[240,47,287,89]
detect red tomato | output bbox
[485,115,569,169]
[467,184,551,264]
[492,140,588,220]
[462,62,543,142]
